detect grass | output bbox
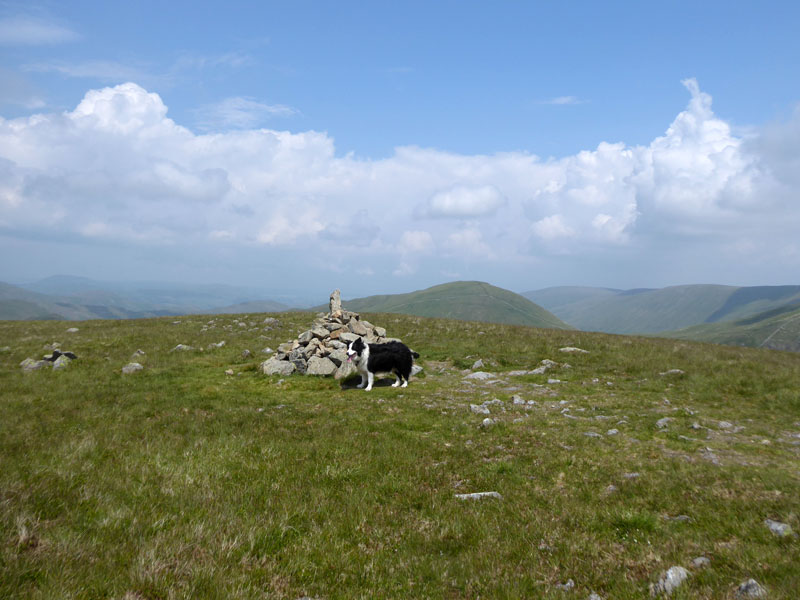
[1,312,799,598]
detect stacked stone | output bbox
[260,290,393,379]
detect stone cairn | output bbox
[260,290,396,380]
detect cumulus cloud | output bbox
[193,96,297,130]
[419,185,506,218]
[0,79,798,289]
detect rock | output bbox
[327,349,349,366]
[66,327,79,333]
[584,432,602,438]
[659,369,685,376]
[263,317,280,326]
[207,341,226,350]
[650,566,689,596]
[463,371,496,381]
[338,332,360,344]
[311,326,329,339]
[607,429,619,436]
[588,593,604,600]
[656,417,673,429]
[556,579,574,591]
[52,355,72,370]
[306,356,337,376]
[261,357,296,376]
[241,349,252,359]
[334,359,357,381]
[225,369,234,376]
[122,362,143,375]
[411,364,423,377]
[329,289,342,313]
[171,344,194,352]
[690,556,710,569]
[20,358,48,372]
[261,347,274,354]
[481,417,496,428]
[470,404,491,415]
[472,359,484,369]
[131,349,146,359]
[735,579,767,598]
[454,491,502,500]
[700,447,721,465]
[348,320,368,336]
[764,519,793,537]
[512,395,526,405]
[559,347,588,354]
[0,346,10,353]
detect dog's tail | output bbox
[411,351,420,359]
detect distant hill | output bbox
[340,281,573,329]
[0,277,293,321]
[663,303,800,352]
[523,284,800,335]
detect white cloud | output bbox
[0,16,80,45]
[193,96,297,130]
[0,79,798,290]
[419,185,506,218]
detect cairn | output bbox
[260,290,395,379]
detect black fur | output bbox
[347,338,419,391]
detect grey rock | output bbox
[338,332,360,344]
[122,362,144,375]
[207,341,226,350]
[411,364,423,376]
[66,327,79,333]
[20,358,49,372]
[131,349,146,359]
[512,395,526,405]
[306,356,337,376]
[556,579,574,591]
[656,417,673,429]
[659,369,685,376]
[764,519,793,537]
[588,593,604,600]
[334,359,358,381]
[463,371,495,381]
[454,491,502,500]
[171,344,195,352]
[327,349,349,367]
[261,357,296,376]
[52,355,72,370]
[298,330,314,344]
[348,320,369,336]
[700,447,721,465]
[374,326,386,337]
[290,357,307,374]
[241,349,252,358]
[472,359,484,369]
[584,431,602,438]
[481,417,496,428]
[559,347,588,354]
[690,556,710,569]
[329,289,342,313]
[607,428,619,436]
[650,566,689,596]
[311,326,329,339]
[735,579,767,598]
[470,404,491,415]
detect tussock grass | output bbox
[1,312,799,598]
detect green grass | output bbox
[1,313,799,598]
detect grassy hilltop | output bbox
[1,312,799,598]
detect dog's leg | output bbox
[392,371,402,387]
[364,371,374,391]
[401,379,408,388]
[356,370,367,388]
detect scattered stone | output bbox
[122,362,143,375]
[764,519,793,537]
[690,556,710,569]
[659,369,685,376]
[20,358,48,372]
[66,327,79,333]
[463,371,496,381]
[512,395,526,405]
[207,341,226,350]
[470,404,491,415]
[656,417,673,429]
[131,349,146,359]
[52,355,72,370]
[171,344,195,352]
[0,346,10,353]
[224,369,234,376]
[329,289,342,313]
[584,432,602,438]
[241,349,252,359]
[735,579,767,598]
[472,358,484,369]
[588,593,604,600]
[556,579,575,591]
[261,347,274,354]
[454,491,503,500]
[650,566,689,596]
[623,472,641,479]
[559,347,588,354]
[606,429,619,436]
[700,447,721,466]
[481,417,496,428]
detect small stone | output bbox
[66,327,79,333]
[471,404,491,415]
[463,371,496,381]
[171,344,194,352]
[588,593,604,600]
[20,358,48,372]
[764,518,793,537]
[584,431,601,438]
[659,369,685,376]
[52,355,72,370]
[559,347,588,354]
[656,417,673,429]
[261,357,296,376]
[241,349,252,358]
[481,417,496,428]
[122,362,144,375]
[261,347,274,354]
[556,579,574,591]
[224,369,234,376]
[512,395,526,405]
[649,566,689,596]
[606,428,619,436]
[472,358,484,369]
[454,491,502,500]
[690,556,710,569]
[735,579,767,598]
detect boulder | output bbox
[306,356,337,376]
[20,358,48,372]
[261,357,296,376]
[122,362,144,375]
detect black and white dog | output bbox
[346,338,419,391]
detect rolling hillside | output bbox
[663,303,800,352]
[341,281,572,329]
[524,284,800,335]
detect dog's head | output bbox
[346,337,366,362]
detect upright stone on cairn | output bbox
[330,289,342,317]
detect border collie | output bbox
[346,338,419,391]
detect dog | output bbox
[346,337,419,391]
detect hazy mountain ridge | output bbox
[524,284,800,336]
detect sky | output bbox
[1,1,800,301]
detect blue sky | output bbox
[1,1,800,301]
